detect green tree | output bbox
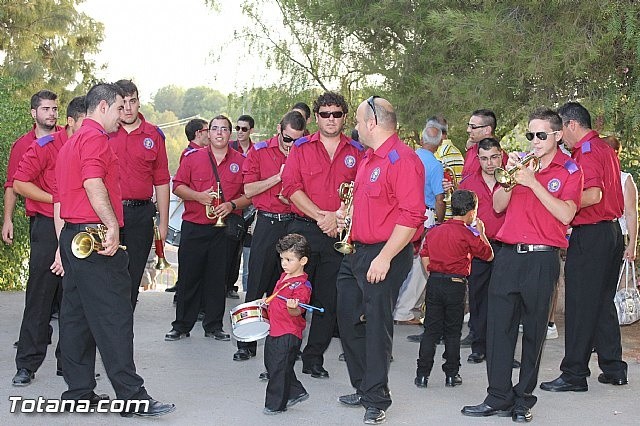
[182,86,227,120]
[153,85,186,118]
[140,105,186,175]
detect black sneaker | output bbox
[338,393,361,406]
[364,407,386,424]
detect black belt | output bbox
[294,215,316,223]
[64,222,102,231]
[122,199,152,207]
[429,272,467,283]
[572,219,618,228]
[258,211,294,222]
[503,243,558,253]
[488,239,504,247]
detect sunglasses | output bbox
[525,131,559,141]
[367,95,380,125]
[317,111,345,119]
[281,132,298,143]
[235,125,250,132]
[467,123,489,130]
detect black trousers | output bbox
[264,334,305,411]
[561,221,626,382]
[238,214,290,351]
[16,215,62,372]
[337,242,412,411]
[484,246,559,410]
[417,276,466,377]
[226,238,242,293]
[59,223,149,401]
[121,203,155,310]
[172,221,229,333]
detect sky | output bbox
[78,0,280,102]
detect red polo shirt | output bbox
[420,219,493,276]
[242,136,290,214]
[496,149,583,248]
[109,113,170,200]
[351,134,426,244]
[55,119,124,226]
[173,147,245,225]
[268,272,312,339]
[230,139,253,155]
[180,142,202,164]
[281,131,365,218]
[458,169,505,240]
[462,144,508,179]
[570,130,624,226]
[14,129,69,217]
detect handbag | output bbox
[614,259,640,325]
[207,151,246,242]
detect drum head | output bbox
[232,322,270,342]
[166,197,184,247]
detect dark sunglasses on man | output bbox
[317,111,345,119]
[525,131,559,141]
[235,125,250,132]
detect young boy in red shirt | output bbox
[263,233,312,414]
[415,189,494,388]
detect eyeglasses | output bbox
[467,123,489,130]
[478,154,502,162]
[317,110,345,119]
[281,132,298,144]
[209,126,230,132]
[525,131,559,141]
[235,125,250,132]
[196,128,208,134]
[367,95,380,125]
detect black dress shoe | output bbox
[539,376,588,392]
[338,393,362,406]
[259,371,270,381]
[468,353,486,363]
[120,399,176,417]
[287,392,309,407]
[233,348,256,361]
[302,365,329,378]
[512,405,533,422]
[338,352,346,361]
[86,392,110,408]
[512,359,521,369]
[205,329,230,341]
[414,375,428,388]
[263,407,286,415]
[227,290,240,299]
[363,407,386,424]
[446,374,462,387]
[461,403,513,417]
[597,373,628,385]
[12,368,34,386]
[164,329,190,341]
[407,332,424,343]
[296,350,302,361]
[460,333,473,347]
[13,340,18,348]
[164,285,177,292]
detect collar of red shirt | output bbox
[572,130,599,154]
[307,130,353,148]
[82,118,107,134]
[266,134,281,149]
[371,133,401,159]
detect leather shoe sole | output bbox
[302,365,329,378]
[539,377,588,392]
[164,330,190,341]
[461,403,513,417]
[205,330,230,341]
[233,348,256,361]
[597,373,628,385]
[287,392,309,407]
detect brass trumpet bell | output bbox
[334,238,356,255]
[334,181,356,254]
[205,184,226,227]
[494,153,541,192]
[443,166,457,203]
[155,256,172,270]
[71,231,97,259]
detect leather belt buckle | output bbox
[516,243,531,254]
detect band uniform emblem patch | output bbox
[230,163,240,173]
[370,167,381,182]
[344,155,356,168]
[143,138,154,149]
[547,178,561,193]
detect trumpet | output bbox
[153,224,171,270]
[205,182,226,227]
[443,166,457,203]
[334,181,356,254]
[494,152,541,192]
[71,224,126,259]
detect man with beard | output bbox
[110,80,171,310]
[281,92,365,379]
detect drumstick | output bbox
[275,295,324,312]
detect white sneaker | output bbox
[546,324,558,340]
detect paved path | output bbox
[1,288,639,425]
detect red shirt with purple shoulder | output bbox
[242,136,290,214]
[268,272,312,339]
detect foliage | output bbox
[182,86,227,120]
[153,85,186,118]
[0,77,32,290]
[140,105,186,175]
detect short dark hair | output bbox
[66,96,86,121]
[529,107,562,131]
[471,109,497,133]
[209,114,232,130]
[237,114,255,129]
[185,118,208,141]
[313,92,348,115]
[85,83,125,114]
[276,233,310,260]
[30,90,58,110]
[292,102,311,120]
[451,189,478,216]
[280,110,306,132]
[114,79,139,97]
[557,101,592,129]
[477,137,502,152]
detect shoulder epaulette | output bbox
[466,224,480,237]
[254,141,268,150]
[581,141,591,154]
[564,159,579,174]
[184,148,199,157]
[304,280,312,289]
[36,134,55,147]
[155,126,166,140]
[388,149,400,164]
[349,139,365,151]
[294,136,309,147]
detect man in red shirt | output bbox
[458,138,506,364]
[462,108,583,423]
[165,115,251,342]
[10,96,86,386]
[540,102,627,392]
[180,118,210,161]
[335,96,425,425]
[55,83,174,416]
[2,90,61,245]
[233,110,306,361]
[281,92,365,379]
[461,109,507,179]
[229,114,254,155]
[110,80,171,310]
